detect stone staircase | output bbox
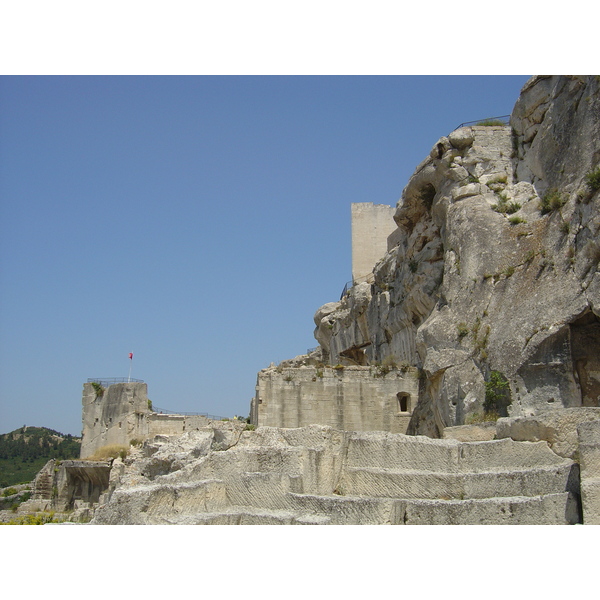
[91,426,581,525]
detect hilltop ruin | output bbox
[8,76,600,525]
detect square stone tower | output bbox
[351,202,396,283]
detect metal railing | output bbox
[341,280,353,299]
[453,115,511,130]
[340,273,374,299]
[152,406,227,421]
[86,379,228,420]
[87,377,144,387]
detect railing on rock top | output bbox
[453,114,511,130]
[338,115,511,303]
[86,379,226,420]
[87,377,144,387]
[152,406,227,421]
[340,273,374,300]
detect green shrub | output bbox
[492,196,521,215]
[508,215,526,225]
[244,424,256,431]
[539,189,567,214]
[585,166,600,191]
[477,119,506,126]
[484,371,511,416]
[1,511,58,525]
[90,382,105,398]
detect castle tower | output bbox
[351,202,396,283]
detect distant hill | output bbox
[0,426,81,487]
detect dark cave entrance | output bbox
[419,183,437,210]
[571,311,600,407]
[517,309,600,409]
[339,344,370,366]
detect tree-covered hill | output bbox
[0,426,81,487]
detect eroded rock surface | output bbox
[312,75,600,435]
[90,424,581,525]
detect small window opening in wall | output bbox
[118,422,122,429]
[397,392,411,413]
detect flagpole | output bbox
[128,352,133,382]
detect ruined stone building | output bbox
[255,75,600,439]
[251,365,419,433]
[81,381,211,458]
[10,76,600,526]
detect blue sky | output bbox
[0,75,531,436]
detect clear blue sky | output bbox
[0,75,530,436]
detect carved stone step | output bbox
[340,463,577,500]
[394,492,581,525]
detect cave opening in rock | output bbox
[339,345,370,366]
[419,183,437,210]
[571,311,600,407]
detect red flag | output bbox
[129,353,133,360]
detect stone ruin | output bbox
[11,76,600,525]
[17,381,600,524]
[310,76,600,438]
[80,381,212,459]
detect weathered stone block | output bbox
[496,408,600,459]
[443,423,496,442]
[577,420,600,524]
[393,493,579,525]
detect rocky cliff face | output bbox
[313,75,600,436]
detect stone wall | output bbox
[147,413,210,436]
[251,365,420,433]
[351,202,396,283]
[578,420,600,524]
[81,382,210,458]
[81,382,151,457]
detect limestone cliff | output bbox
[313,75,600,436]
